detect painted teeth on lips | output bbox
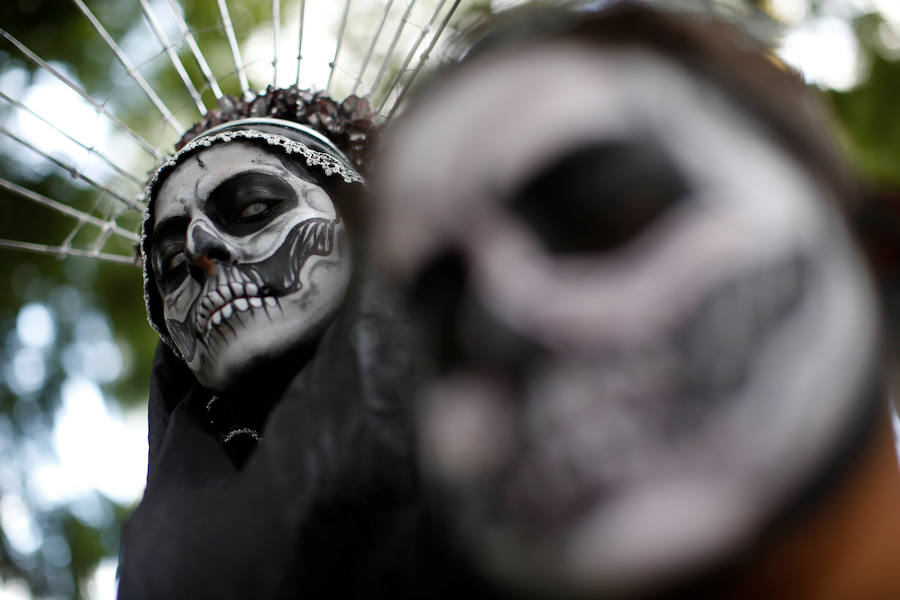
[200,283,281,333]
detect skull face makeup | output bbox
[150,140,352,392]
[375,13,878,597]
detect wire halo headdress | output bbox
[0,0,785,274]
[0,0,464,270]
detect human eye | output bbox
[236,200,272,221]
[154,244,188,292]
[166,251,186,273]
[208,173,297,235]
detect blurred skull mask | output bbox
[151,141,352,392]
[375,29,877,596]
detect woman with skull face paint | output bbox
[374,4,900,599]
[144,116,363,451]
[118,90,491,599]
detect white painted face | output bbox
[375,42,878,594]
[152,141,352,393]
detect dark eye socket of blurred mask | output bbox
[438,3,859,216]
[508,140,690,255]
[411,250,467,374]
[411,250,543,376]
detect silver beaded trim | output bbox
[147,129,363,193]
[220,427,261,443]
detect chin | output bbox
[176,252,352,393]
[186,295,337,394]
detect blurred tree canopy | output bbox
[1,0,899,598]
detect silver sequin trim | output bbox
[220,427,261,443]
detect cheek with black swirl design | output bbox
[240,217,335,295]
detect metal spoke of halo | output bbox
[326,0,354,94]
[351,0,395,95]
[0,28,166,160]
[216,0,251,95]
[139,0,207,114]
[166,0,224,99]
[72,0,184,134]
[385,0,460,119]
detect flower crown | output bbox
[176,86,378,172]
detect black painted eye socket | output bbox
[150,213,190,293]
[507,140,690,255]
[207,172,298,235]
[154,244,188,293]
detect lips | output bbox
[194,279,279,335]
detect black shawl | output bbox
[118,271,495,599]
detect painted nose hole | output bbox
[186,226,233,278]
[188,227,232,261]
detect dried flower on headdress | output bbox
[175,86,378,171]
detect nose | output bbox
[184,221,234,279]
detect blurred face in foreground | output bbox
[152,142,351,393]
[375,35,877,595]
